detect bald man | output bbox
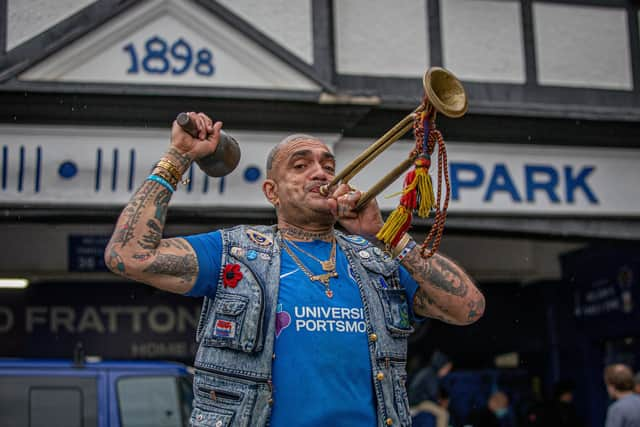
[105,112,484,427]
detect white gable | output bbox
[7,0,98,50]
[217,0,313,64]
[19,0,320,91]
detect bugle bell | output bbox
[319,67,467,210]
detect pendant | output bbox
[325,289,334,298]
[321,260,335,271]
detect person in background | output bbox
[466,391,510,427]
[412,386,451,427]
[409,350,453,406]
[604,363,640,427]
[634,372,640,395]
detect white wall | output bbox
[533,3,632,90]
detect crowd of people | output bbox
[408,351,640,427]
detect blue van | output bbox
[0,358,193,427]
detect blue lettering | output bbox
[483,163,522,202]
[565,166,598,204]
[450,162,484,201]
[525,165,560,203]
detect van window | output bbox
[117,376,184,427]
[30,388,82,427]
[0,376,97,427]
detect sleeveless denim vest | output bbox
[190,225,414,427]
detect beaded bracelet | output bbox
[147,174,175,193]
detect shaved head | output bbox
[266,134,325,179]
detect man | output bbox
[604,363,640,427]
[105,112,484,426]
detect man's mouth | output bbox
[306,183,327,194]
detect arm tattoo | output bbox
[161,239,191,251]
[143,253,197,283]
[112,183,162,248]
[427,256,469,297]
[402,251,469,297]
[467,296,485,322]
[139,219,163,250]
[402,248,482,324]
[167,147,192,170]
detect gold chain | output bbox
[281,239,337,298]
[285,238,336,271]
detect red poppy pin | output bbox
[223,264,243,288]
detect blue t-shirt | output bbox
[185,231,421,427]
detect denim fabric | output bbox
[190,225,414,427]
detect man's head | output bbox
[604,363,635,399]
[488,391,509,418]
[553,380,575,403]
[262,134,336,226]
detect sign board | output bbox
[563,245,640,334]
[68,235,111,273]
[1,125,639,217]
[0,282,202,362]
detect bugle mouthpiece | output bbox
[319,184,330,196]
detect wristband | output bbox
[391,233,417,261]
[147,174,175,193]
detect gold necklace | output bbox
[285,238,337,271]
[281,239,337,298]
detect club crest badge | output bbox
[246,229,273,247]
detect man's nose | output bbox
[309,162,332,180]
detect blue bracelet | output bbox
[146,174,175,193]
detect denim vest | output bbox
[190,225,414,427]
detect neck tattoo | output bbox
[279,226,334,242]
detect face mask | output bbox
[495,408,508,419]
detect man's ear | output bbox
[262,179,279,207]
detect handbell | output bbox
[176,112,241,177]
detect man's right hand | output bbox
[170,111,223,161]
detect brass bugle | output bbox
[319,67,468,210]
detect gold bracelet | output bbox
[152,167,179,188]
[156,159,182,183]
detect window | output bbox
[30,388,82,427]
[117,376,185,427]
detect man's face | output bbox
[263,138,336,225]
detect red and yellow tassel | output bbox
[376,156,435,247]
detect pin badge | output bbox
[345,235,368,246]
[247,250,258,260]
[230,247,244,257]
[260,252,271,260]
[358,250,371,259]
[246,229,273,246]
[373,247,382,256]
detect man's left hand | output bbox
[328,184,384,241]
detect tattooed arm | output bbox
[401,247,485,325]
[104,113,222,294]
